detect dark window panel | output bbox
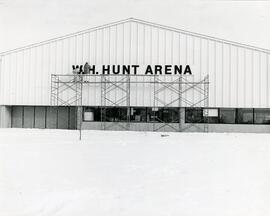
[130,107,147,122]
[157,108,179,123]
[11,106,23,128]
[23,106,35,128]
[69,107,76,129]
[219,108,236,124]
[236,108,254,124]
[147,108,158,122]
[147,108,179,123]
[101,107,128,122]
[35,106,46,129]
[57,107,69,129]
[185,108,203,123]
[254,109,270,124]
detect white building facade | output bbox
[1,18,270,132]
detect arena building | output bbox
[1,18,270,133]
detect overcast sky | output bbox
[0,0,270,53]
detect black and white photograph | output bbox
[0,0,270,215]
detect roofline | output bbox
[0,18,133,56]
[1,17,270,56]
[135,18,270,54]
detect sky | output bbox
[0,0,270,53]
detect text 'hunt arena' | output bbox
[1,18,270,133]
[81,64,193,75]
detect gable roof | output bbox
[1,17,270,56]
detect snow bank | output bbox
[0,129,270,216]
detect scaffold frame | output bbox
[51,74,83,139]
[51,74,210,137]
[100,75,131,130]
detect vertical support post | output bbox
[101,75,106,130]
[74,74,83,140]
[126,75,131,130]
[153,75,157,131]
[100,75,103,130]
[79,75,83,140]
[77,106,82,140]
[56,76,60,106]
[178,75,182,132]
[51,75,53,105]
[204,75,209,133]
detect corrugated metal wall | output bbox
[1,19,270,108]
[11,106,76,129]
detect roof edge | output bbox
[1,17,270,56]
[0,18,133,56]
[132,18,270,54]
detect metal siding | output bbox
[245,49,253,107]
[230,46,238,107]
[11,106,23,128]
[222,43,229,107]
[253,52,260,107]
[23,106,35,128]
[35,106,46,129]
[237,48,245,107]
[0,57,3,104]
[57,107,69,129]
[43,45,50,104]
[266,54,270,107]
[69,107,76,129]
[46,107,57,129]
[1,20,270,108]
[208,41,215,107]
[260,53,267,108]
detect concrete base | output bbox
[208,124,270,133]
[82,122,181,132]
[82,121,270,133]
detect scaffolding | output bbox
[51,74,209,135]
[100,75,131,130]
[51,74,83,138]
[153,75,209,132]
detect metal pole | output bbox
[79,75,83,140]
[153,75,156,131]
[50,75,53,105]
[204,75,209,133]
[179,75,182,132]
[127,75,131,130]
[79,106,82,140]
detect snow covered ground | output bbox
[0,129,270,216]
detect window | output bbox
[254,109,270,124]
[84,107,101,121]
[147,108,179,123]
[185,108,203,123]
[236,108,254,124]
[219,108,236,124]
[147,107,159,122]
[156,108,179,123]
[203,108,219,123]
[81,107,270,125]
[101,107,128,122]
[130,107,147,122]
